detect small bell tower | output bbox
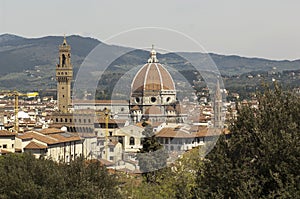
[213,79,223,128]
[56,36,73,113]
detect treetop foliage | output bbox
[0,154,120,199]
[195,84,300,198]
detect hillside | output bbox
[0,34,299,91]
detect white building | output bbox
[0,130,17,154]
[15,128,83,162]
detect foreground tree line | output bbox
[0,85,299,198]
[0,155,120,199]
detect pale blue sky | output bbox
[1,0,299,60]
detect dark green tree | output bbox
[136,125,169,183]
[195,84,300,198]
[0,154,120,199]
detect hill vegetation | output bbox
[1,34,300,94]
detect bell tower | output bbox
[213,79,223,128]
[56,36,73,113]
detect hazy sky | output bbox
[1,0,299,60]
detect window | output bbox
[56,118,58,122]
[165,138,169,144]
[178,139,182,144]
[3,144,7,149]
[62,54,66,66]
[151,97,156,103]
[109,148,114,152]
[129,137,135,145]
[177,146,181,151]
[109,156,114,161]
[118,136,123,145]
[12,144,14,148]
[65,118,67,122]
[70,119,72,123]
[109,131,112,137]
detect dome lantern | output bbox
[147,45,159,63]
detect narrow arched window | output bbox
[129,137,135,145]
[62,54,66,66]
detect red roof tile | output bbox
[156,128,195,138]
[39,128,65,135]
[24,141,47,149]
[0,130,17,137]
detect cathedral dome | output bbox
[131,47,175,95]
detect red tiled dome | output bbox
[131,62,175,94]
[131,46,175,96]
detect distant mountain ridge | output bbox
[0,33,299,91]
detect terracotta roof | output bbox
[0,130,17,137]
[156,128,195,138]
[48,124,65,129]
[99,158,114,166]
[0,149,12,154]
[131,105,140,111]
[18,131,57,144]
[155,126,227,138]
[194,128,210,137]
[24,141,47,149]
[145,106,162,115]
[189,125,202,132]
[39,128,64,135]
[18,131,81,145]
[166,106,175,111]
[108,140,119,146]
[49,133,81,143]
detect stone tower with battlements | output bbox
[56,36,73,113]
